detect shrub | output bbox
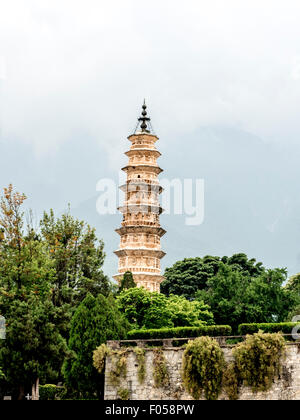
[127,325,231,340]
[238,322,298,335]
[39,384,63,401]
[182,337,225,400]
[233,332,286,393]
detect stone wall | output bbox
[104,344,300,400]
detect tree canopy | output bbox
[116,287,214,329]
[63,293,129,398]
[196,264,297,331]
[161,253,264,299]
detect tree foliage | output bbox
[0,185,69,399]
[63,293,129,398]
[40,209,111,307]
[119,271,136,292]
[161,254,264,299]
[116,287,214,329]
[197,264,297,331]
[0,185,113,398]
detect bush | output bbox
[238,322,299,335]
[182,337,225,400]
[127,325,232,340]
[39,384,64,400]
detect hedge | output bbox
[39,384,65,400]
[127,325,232,340]
[238,323,299,336]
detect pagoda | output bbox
[113,102,166,292]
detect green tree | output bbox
[197,264,296,331]
[167,294,214,327]
[0,186,68,398]
[0,293,68,400]
[40,209,111,307]
[116,288,214,329]
[285,273,300,300]
[161,253,264,299]
[116,287,172,329]
[119,271,136,292]
[63,293,129,398]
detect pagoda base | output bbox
[113,272,165,293]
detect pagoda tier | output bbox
[114,102,166,292]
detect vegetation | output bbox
[93,344,111,374]
[108,350,128,387]
[196,264,297,331]
[133,347,146,384]
[161,254,264,299]
[39,384,65,401]
[182,337,225,400]
[222,362,240,400]
[233,332,286,393]
[127,325,232,340]
[153,348,169,388]
[63,293,129,398]
[117,287,214,329]
[119,271,136,292]
[238,322,299,335]
[0,184,299,400]
[117,387,130,400]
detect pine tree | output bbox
[63,293,129,399]
[119,271,136,292]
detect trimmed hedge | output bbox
[127,325,232,340]
[39,385,59,400]
[238,322,299,336]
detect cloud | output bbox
[1,0,300,169]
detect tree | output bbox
[119,271,136,292]
[63,294,129,398]
[0,185,69,399]
[285,273,300,296]
[197,264,297,331]
[40,209,111,307]
[116,287,214,329]
[116,288,172,329]
[161,253,264,299]
[0,293,68,400]
[167,294,214,327]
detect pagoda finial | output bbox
[138,100,151,133]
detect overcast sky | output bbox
[1,1,300,277]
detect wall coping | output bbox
[107,334,299,350]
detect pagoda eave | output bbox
[128,133,159,142]
[114,248,166,259]
[121,165,163,175]
[125,149,161,158]
[119,183,163,193]
[115,226,166,237]
[117,204,164,214]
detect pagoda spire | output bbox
[136,100,153,134]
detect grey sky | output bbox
[1,1,300,278]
